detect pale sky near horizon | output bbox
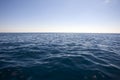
[0,0,120,33]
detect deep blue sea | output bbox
[0,33,120,80]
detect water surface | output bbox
[0,33,120,80]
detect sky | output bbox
[0,0,120,33]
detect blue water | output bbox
[0,33,120,80]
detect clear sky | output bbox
[0,0,120,33]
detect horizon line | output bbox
[0,32,120,34]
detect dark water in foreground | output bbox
[0,33,120,80]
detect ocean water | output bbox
[0,33,120,80]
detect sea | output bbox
[0,33,120,80]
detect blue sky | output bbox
[0,0,120,33]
